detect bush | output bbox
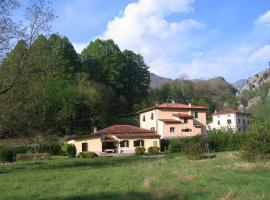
[16,153,50,161]
[135,147,145,155]
[0,144,62,156]
[37,144,62,155]
[0,147,15,162]
[77,152,98,158]
[66,144,76,158]
[183,136,206,160]
[168,138,189,153]
[241,133,270,161]
[206,131,249,152]
[148,146,160,155]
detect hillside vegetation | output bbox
[144,77,238,118]
[0,36,149,138]
[239,69,270,131]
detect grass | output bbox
[0,152,270,200]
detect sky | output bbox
[17,0,270,82]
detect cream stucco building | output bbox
[138,103,207,139]
[68,125,160,155]
[207,108,252,132]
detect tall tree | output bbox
[0,0,55,95]
[81,39,150,112]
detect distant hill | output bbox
[232,79,248,91]
[150,73,172,88]
[192,77,238,108]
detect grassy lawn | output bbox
[0,152,270,200]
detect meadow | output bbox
[0,152,270,200]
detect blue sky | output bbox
[17,0,270,82]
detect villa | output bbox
[138,103,207,139]
[68,125,160,155]
[207,108,252,132]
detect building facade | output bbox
[68,125,160,155]
[139,103,207,139]
[207,108,252,132]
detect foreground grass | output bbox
[0,152,269,200]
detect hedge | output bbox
[16,153,50,161]
[0,144,62,157]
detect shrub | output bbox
[206,131,249,152]
[77,152,98,158]
[16,153,50,161]
[37,144,62,155]
[241,133,270,161]
[183,136,206,160]
[168,138,189,153]
[148,146,160,155]
[66,144,76,158]
[0,147,15,162]
[0,144,62,156]
[135,147,145,155]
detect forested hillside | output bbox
[0,36,150,138]
[142,77,238,118]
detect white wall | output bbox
[209,113,251,132]
[140,110,158,131]
[211,113,237,132]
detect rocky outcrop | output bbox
[241,68,270,93]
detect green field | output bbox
[0,152,269,200]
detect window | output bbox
[182,128,192,132]
[218,120,220,125]
[150,113,154,120]
[239,128,241,132]
[151,127,155,131]
[170,127,175,133]
[227,119,231,124]
[134,140,144,147]
[120,140,129,147]
[82,143,88,152]
[194,112,199,119]
[247,120,250,124]
[153,141,158,147]
[238,119,241,124]
[243,119,245,124]
[142,115,145,122]
[183,118,188,123]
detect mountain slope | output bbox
[232,79,248,91]
[150,73,172,88]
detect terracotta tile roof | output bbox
[159,119,181,123]
[138,103,207,113]
[172,113,193,118]
[213,108,251,116]
[98,125,160,138]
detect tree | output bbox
[0,0,55,95]
[81,39,150,112]
[0,0,20,61]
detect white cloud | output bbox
[256,10,270,25]
[100,0,203,77]
[98,0,270,81]
[248,45,270,63]
[72,42,88,53]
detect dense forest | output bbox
[0,35,152,137]
[0,33,241,138]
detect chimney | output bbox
[93,127,97,133]
[215,110,217,114]
[188,103,191,108]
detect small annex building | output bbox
[68,125,160,155]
